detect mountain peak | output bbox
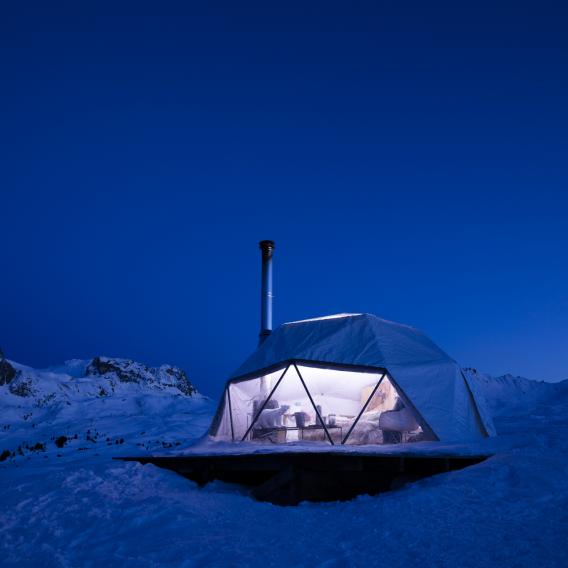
[86,356,196,396]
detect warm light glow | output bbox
[215,363,430,446]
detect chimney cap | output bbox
[259,240,275,250]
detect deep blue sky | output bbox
[1,1,567,395]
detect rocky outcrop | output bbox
[8,376,36,398]
[1,356,197,411]
[86,356,196,396]
[86,357,140,383]
[0,354,17,386]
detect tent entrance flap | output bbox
[212,362,435,446]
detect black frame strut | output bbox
[341,373,385,444]
[226,387,235,442]
[293,363,335,445]
[240,364,290,441]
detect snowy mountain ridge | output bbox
[0,356,211,462]
[4,356,197,402]
[464,367,568,417]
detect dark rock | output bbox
[86,357,138,382]
[9,378,35,398]
[0,358,17,386]
[171,368,197,396]
[54,436,68,448]
[86,356,196,396]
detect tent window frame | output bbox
[340,372,386,445]
[293,363,335,445]
[229,359,390,384]
[240,364,291,441]
[226,359,438,445]
[226,388,235,442]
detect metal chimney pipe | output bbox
[259,240,275,345]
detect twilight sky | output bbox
[1,1,567,395]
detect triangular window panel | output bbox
[297,364,386,444]
[217,363,434,445]
[341,372,431,445]
[230,364,332,444]
[239,364,334,444]
[227,365,290,442]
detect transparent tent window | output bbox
[214,364,433,445]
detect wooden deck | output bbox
[116,451,489,505]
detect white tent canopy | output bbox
[209,313,495,445]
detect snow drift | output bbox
[1,357,567,567]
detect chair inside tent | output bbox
[213,362,436,445]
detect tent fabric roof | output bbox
[230,313,494,442]
[233,313,452,378]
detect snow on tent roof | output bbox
[228,313,494,442]
[285,313,363,324]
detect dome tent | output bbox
[209,313,495,445]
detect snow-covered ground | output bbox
[1,359,567,567]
